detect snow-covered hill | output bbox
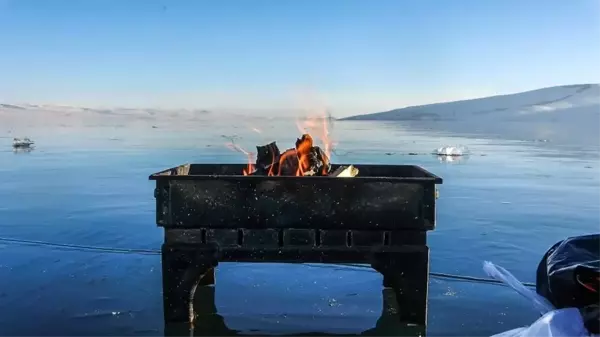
[340,84,600,146]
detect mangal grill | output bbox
[149,158,443,332]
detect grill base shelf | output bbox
[161,242,429,330]
[163,285,426,337]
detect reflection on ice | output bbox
[13,147,34,154]
[437,155,469,164]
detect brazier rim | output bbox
[149,163,443,184]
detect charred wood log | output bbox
[254,141,280,175]
[277,149,300,176]
[314,146,331,175]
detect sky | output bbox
[0,0,599,116]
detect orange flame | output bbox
[295,134,313,176]
[295,110,332,175]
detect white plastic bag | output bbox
[491,308,590,337]
[483,261,554,314]
[483,261,595,337]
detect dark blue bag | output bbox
[536,234,599,334]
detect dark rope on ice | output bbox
[0,236,536,288]
[0,237,160,255]
[304,263,536,287]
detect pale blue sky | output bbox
[0,0,599,115]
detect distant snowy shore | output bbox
[340,84,600,147]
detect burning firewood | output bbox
[238,133,349,177]
[330,165,359,177]
[277,148,300,176]
[293,134,331,176]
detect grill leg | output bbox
[164,284,238,336]
[198,267,216,286]
[371,248,429,326]
[161,244,218,323]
